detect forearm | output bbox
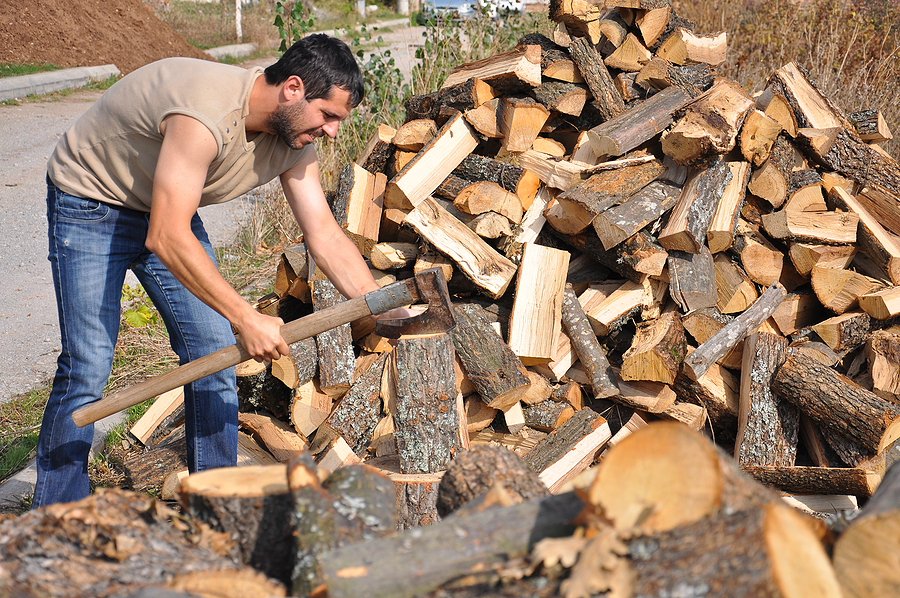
[306,226,381,299]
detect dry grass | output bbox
[677,0,900,158]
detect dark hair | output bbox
[264,33,364,107]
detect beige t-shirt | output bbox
[48,57,310,212]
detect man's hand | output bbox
[233,310,290,363]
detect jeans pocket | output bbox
[55,192,110,222]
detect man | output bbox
[34,34,384,507]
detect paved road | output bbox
[0,23,424,402]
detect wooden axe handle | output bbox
[72,294,378,428]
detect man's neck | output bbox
[245,74,276,134]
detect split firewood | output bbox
[405,78,497,123]
[612,369,678,413]
[827,186,900,284]
[832,460,900,598]
[848,108,894,143]
[322,353,387,457]
[543,193,595,235]
[673,360,739,444]
[558,157,667,219]
[636,5,695,50]
[754,85,798,138]
[502,401,526,434]
[463,97,502,138]
[311,276,355,398]
[788,241,856,276]
[508,243,569,365]
[706,160,751,253]
[635,57,715,97]
[854,184,900,238]
[866,330,900,405]
[384,112,480,210]
[330,163,386,247]
[811,311,871,352]
[238,412,309,463]
[668,247,718,312]
[498,95,551,154]
[320,491,584,598]
[317,435,363,475]
[451,154,542,209]
[273,336,317,391]
[740,109,783,166]
[661,78,755,167]
[560,284,619,398]
[604,32,652,72]
[782,170,827,213]
[531,136,567,156]
[620,308,686,385]
[568,36,626,120]
[658,400,708,430]
[291,379,332,438]
[770,290,824,336]
[729,218,786,287]
[655,28,728,65]
[761,209,859,245]
[772,350,900,454]
[275,243,309,300]
[659,157,732,252]
[529,328,578,382]
[860,286,900,320]
[579,279,645,337]
[532,80,589,117]
[736,331,797,467]
[743,465,883,498]
[441,44,542,94]
[747,133,796,207]
[550,0,604,44]
[236,359,292,421]
[523,399,576,432]
[369,241,418,271]
[593,179,681,249]
[449,303,531,411]
[290,456,397,596]
[810,264,883,314]
[518,149,586,190]
[714,253,758,314]
[682,282,787,380]
[452,181,524,223]
[403,197,518,298]
[614,70,643,102]
[392,118,438,151]
[130,386,184,446]
[524,408,612,492]
[357,123,396,174]
[597,9,630,47]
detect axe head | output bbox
[373,268,455,338]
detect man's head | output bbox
[264,33,364,108]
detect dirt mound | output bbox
[0,0,211,75]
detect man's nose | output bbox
[323,121,339,139]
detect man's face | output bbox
[268,85,353,150]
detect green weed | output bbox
[0,63,61,78]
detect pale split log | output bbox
[549,0,604,43]
[672,361,739,445]
[655,28,728,65]
[620,308,686,385]
[658,400,708,431]
[784,171,827,213]
[744,465,882,498]
[628,502,843,598]
[317,436,363,474]
[369,241,418,271]
[405,78,497,123]
[323,353,387,456]
[403,196,518,299]
[498,95,551,155]
[523,399,576,432]
[524,408,611,492]
[441,44,542,93]
[518,149,586,190]
[589,421,781,531]
[731,218,787,287]
[659,157,733,253]
[464,97,502,138]
[661,78,755,168]
[532,80,589,117]
[384,113,480,210]
[707,160,751,253]
[502,400,526,434]
[747,132,796,208]
[736,331,797,467]
[543,58,585,83]
[604,32,652,72]
[528,328,578,382]
[593,179,680,250]
[789,242,857,276]
[740,109,783,166]
[291,379,332,438]
[579,279,646,337]
[598,9,630,47]
[311,276,355,398]
[392,118,438,152]
[453,181,524,223]
[860,285,900,320]
[635,5,686,49]
[856,184,900,238]
[782,494,858,517]
[130,386,184,446]
[449,302,531,410]
[508,243,570,365]
[561,284,618,398]
[531,136,567,157]
[827,185,900,285]
[471,428,542,458]
[755,85,799,138]
[812,311,871,352]
[635,57,715,97]
[568,36,625,120]
[768,62,852,131]
[761,209,859,245]
[714,252,758,314]
[238,412,309,463]
[278,335,318,390]
[612,369,678,413]
[772,350,900,454]
[683,282,787,380]
[866,330,900,405]
[356,123,396,174]
[667,247,718,312]
[681,307,743,369]
[501,184,551,262]
[320,491,584,598]
[811,264,883,314]
[543,193,595,235]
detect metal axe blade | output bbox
[371,267,455,338]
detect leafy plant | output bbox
[120,284,159,329]
[274,1,316,52]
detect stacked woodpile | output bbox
[10,0,900,596]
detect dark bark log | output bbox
[312,277,355,397]
[568,36,626,120]
[742,464,881,497]
[324,353,388,456]
[560,284,619,398]
[524,408,611,492]
[668,247,718,312]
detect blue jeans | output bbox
[33,178,239,508]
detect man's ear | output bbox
[283,75,305,102]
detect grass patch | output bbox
[0,63,61,78]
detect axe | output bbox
[71,268,454,428]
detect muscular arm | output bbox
[146,114,288,362]
[281,148,382,300]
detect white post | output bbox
[235,0,243,43]
[398,0,409,14]
[357,0,366,18]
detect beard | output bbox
[267,102,313,150]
